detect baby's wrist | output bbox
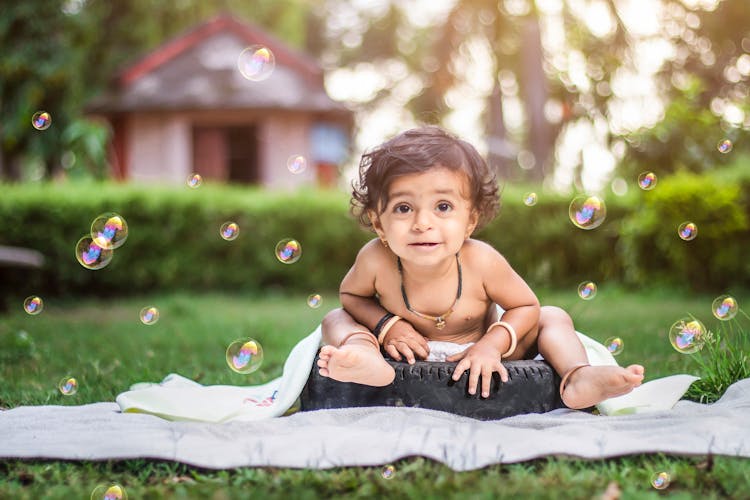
[484,321,517,358]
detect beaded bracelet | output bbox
[372,312,394,337]
[487,320,517,358]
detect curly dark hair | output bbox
[351,126,500,231]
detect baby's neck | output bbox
[398,255,457,284]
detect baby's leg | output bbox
[318,308,395,386]
[537,306,644,409]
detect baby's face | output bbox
[371,167,477,266]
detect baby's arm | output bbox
[340,240,429,363]
[449,242,540,397]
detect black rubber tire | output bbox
[300,356,566,420]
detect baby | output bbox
[317,126,644,409]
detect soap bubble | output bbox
[75,235,114,270]
[226,338,264,374]
[712,295,738,321]
[381,464,395,479]
[637,172,657,190]
[90,483,128,500]
[23,296,44,315]
[220,222,240,241]
[569,196,606,230]
[187,173,203,188]
[717,139,733,154]
[604,337,624,356]
[677,222,698,241]
[577,281,597,300]
[275,238,302,264]
[307,293,322,308]
[32,111,52,130]
[650,471,671,490]
[58,376,78,395]
[139,306,160,325]
[669,318,707,354]
[91,213,128,250]
[523,192,537,206]
[287,155,307,174]
[238,45,275,81]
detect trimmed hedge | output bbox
[0,170,748,303]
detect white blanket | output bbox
[114,325,699,421]
[1,379,749,470]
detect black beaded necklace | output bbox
[397,253,462,329]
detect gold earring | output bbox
[381,239,388,248]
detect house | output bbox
[86,15,352,188]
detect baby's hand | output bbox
[447,343,508,398]
[382,319,430,364]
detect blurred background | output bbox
[1,0,749,298]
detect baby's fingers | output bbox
[452,359,469,381]
[497,361,509,383]
[384,343,402,362]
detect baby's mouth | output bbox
[410,242,439,246]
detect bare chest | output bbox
[376,269,494,343]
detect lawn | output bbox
[1,287,749,498]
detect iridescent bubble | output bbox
[31,111,52,130]
[238,45,275,81]
[523,192,537,206]
[577,281,597,300]
[717,139,733,154]
[307,293,322,309]
[226,338,264,374]
[677,221,698,241]
[75,235,114,270]
[187,173,203,188]
[23,295,44,315]
[569,196,606,230]
[381,464,395,479]
[650,471,671,490]
[669,318,707,354]
[287,155,307,174]
[139,306,160,325]
[58,376,78,396]
[712,295,738,321]
[604,337,624,356]
[220,222,240,241]
[637,171,657,191]
[91,212,128,250]
[275,238,302,264]
[90,483,128,500]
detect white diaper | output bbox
[425,341,474,362]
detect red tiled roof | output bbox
[119,14,322,88]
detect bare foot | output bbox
[562,364,644,409]
[317,344,395,386]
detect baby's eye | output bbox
[436,202,453,212]
[394,204,411,214]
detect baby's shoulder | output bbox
[355,238,394,268]
[461,238,505,263]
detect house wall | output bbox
[122,110,325,188]
[127,114,191,184]
[259,113,315,189]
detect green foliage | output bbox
[618,161,750,290]
[620,80,750,179]
[685,311,750,404]
[1,176,749,302]
[0,184,371,301]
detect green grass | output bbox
[1,287,749,498]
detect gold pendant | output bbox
[435,317,446,329]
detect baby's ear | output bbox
[465,210,479,238]
[367,209,384,235]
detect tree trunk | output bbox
[486,81,514,182]
[519,15,552,181]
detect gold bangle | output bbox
[488,320,517,358]
[377,315,402,345]
[339,331,378,349]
